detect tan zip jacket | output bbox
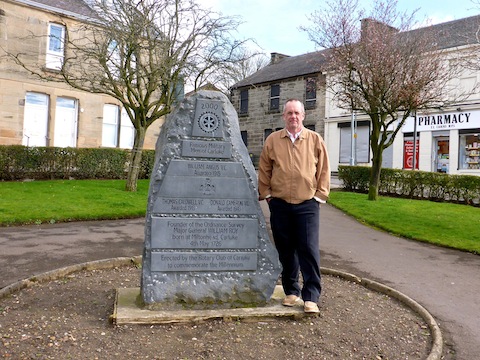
[258,128,331,204]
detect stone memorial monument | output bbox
[141,90,281,309]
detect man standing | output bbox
[258,98,330,313]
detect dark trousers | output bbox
[269,198,321,302]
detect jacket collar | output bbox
[281,127,305,140]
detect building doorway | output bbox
[435,137,449,173]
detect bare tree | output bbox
[190,44,269,94]
[453,1,480,71]
[226,49,270,88]
[197,48,270,94]
[302,0,463,200]
[4,0,248,191]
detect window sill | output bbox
[266,109,281,114]
[42,66,62,73]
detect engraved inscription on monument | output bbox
[151,218,258,249]
[153,160,257,214]
[151,252,257,272]
[182,140,232,158]
[141,90,281,308]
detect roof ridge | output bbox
[232,14,480,89]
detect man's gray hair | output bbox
[283,99,305,114]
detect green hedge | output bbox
[0,145,155,181]
[338,165,480,206]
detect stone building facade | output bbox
[0,0,161,149]
[231,16,480,177]
[230,52,329,165]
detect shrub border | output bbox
[338,165,480,206]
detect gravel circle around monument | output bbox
[0,264,433,359]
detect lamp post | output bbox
[412,109,417,170]
[350,84,357,166]
[350,110,356,166]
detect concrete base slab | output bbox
[113,285,312,325]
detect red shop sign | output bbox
[404,140,419,170]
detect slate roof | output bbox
[232,14,480,89]
[231,49,332,89]
[13,0,96,19]
[400,14,480,50]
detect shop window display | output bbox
[459,132,480,170]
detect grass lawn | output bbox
[328,190,480,254]
[0,179,150,226]
[0,180,478,254]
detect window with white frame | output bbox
[54,97,78,148]
[102,104,135,148]
[102,104,120,147]
[107,40,121,78]
[120,108,135,149]
[339,121,370,164]
[459,130,480,170]
[23,92,49,147]
[46,23,65,70]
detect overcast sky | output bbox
[200,0,479,56]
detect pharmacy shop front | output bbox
[402,109,480,175]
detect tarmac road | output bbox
[1,203,479,359]
[0,218,144,290]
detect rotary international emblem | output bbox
[198,112,220,133]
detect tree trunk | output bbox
[368,146,383,200]
[125,126,146,192]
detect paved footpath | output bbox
[318,205,480,360]
[1,204,479,359]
